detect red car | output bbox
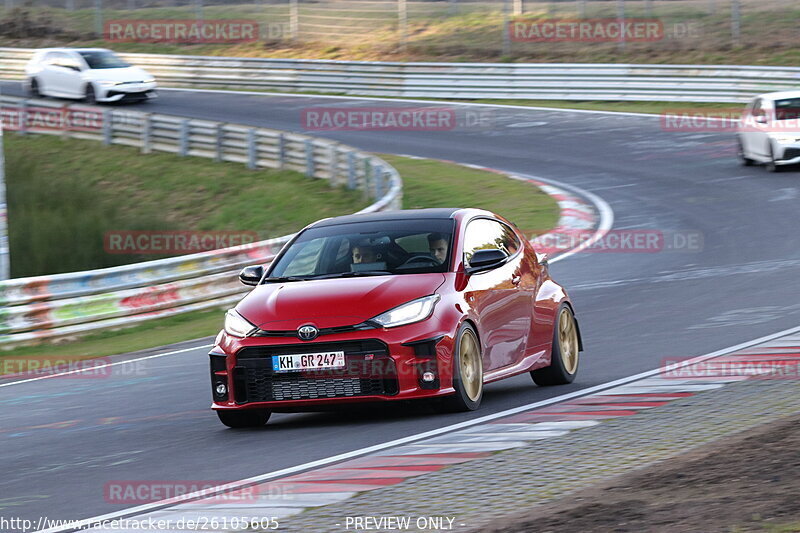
[210,208,583,427]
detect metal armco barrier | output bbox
[3,47,800,102]
[0,95,402,347]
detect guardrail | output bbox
[2,48,800,102]
[0,95,402,347]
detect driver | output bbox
[352,243,378,264]
[427,233,449,264]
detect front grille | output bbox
[253,322,375,339]
[234,340,398,403]
[780,148,800,161]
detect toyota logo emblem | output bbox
[297,325,319,341]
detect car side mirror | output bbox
[538,252,549,267]
[239,265,264,286]
[465,249,508,274]
[755,114,768,124]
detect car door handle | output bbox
[511,275,521,286]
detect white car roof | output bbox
[755,91,800,101]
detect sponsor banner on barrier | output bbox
[1,106,103,132]
[529,229,703,254]
[301,107,495,132]
[104,19,262,43]
[104,231,259,255]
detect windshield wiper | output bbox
[262,276,308,283]
[311,270,392,280]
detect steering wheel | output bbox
[399,254,439,268]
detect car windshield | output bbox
[267,218,455,280]
[774,98,800,121]
[78,50,130,69]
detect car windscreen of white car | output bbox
[78,51,130,69]
[774,98,800,121]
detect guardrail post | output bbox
[214,123,223,162]
[731,0,741,45]
[18,99,27,136]
[94,0,103,38]
[304,139,314,177]
[363,159,371,200]
[102,110,112,145]
[276,133,285,169]
[578,0,586,18]
[502,0,511,56]
[179,119,189,156]
[290,0,298,41]
[347,152,356,189]
[328,145,337,186]
[374,165,384,199]
[398,0,408,51]
[66,0,75,10]
[141,114,152,154]
[247,128,257,170]
[616,0,625,51]
[513,0,522,16]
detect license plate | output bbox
[272,351,345,373]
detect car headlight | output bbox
[224,309,257,338]
[97,80,122,87]
[143,77,156,84]
[771,134,800,144]
[369,294,440,328]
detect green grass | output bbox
[4,134,369,277]
[0,154,559,365]
[2,0,799,65]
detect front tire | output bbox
[85,84,97,105]
[766,143,782,173]
[532,304,580,386]
[216,409,271,428]
[445,323,483,411]
[28,78,41,98]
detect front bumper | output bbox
[210,326,457,411]
[96,82,158,102]
[774,144,800,165]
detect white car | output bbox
[737,91,800,172]
[25,48,157,104]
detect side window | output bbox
[463,219,520,265]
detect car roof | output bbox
[755,91,800,101]
[37,47,111,54]
[311,208,465,228]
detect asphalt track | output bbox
[2,82,800,525]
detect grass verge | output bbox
[0,155,560,367]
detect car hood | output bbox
[84,66,151,82]
[236,273,446,330]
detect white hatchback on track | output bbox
[737,91,800,172]
[25,48,157,104]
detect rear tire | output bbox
[444,323,483,412]
[737,138,753,166]
[532,304,580,386]
[216,409,271,428]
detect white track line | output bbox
[37,324,800,532]
[162,87,665,118]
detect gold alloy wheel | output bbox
[459,328,483,402]
[558,308,579,374]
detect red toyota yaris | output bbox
[210,208,583,427]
